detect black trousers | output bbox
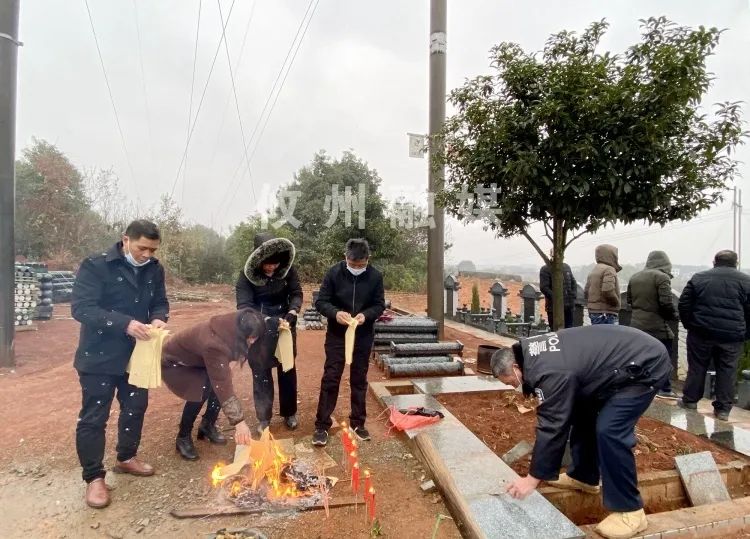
[659,339,674,392]
[566,387,658,512]
[252,364,298,422]
[682,332,743,413]
[547,307,574,330]
[179,374,221,438]
[76,371,148,483]
[315,332,373,431]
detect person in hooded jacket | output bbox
[585,244,622,324]
[678,250,750,421]
[539,249,578,329]
[627,250,679,399]
[236,233,303,433]
[163,310,267,460]
[312,239,385,446]
[492,326,670,539]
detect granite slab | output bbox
[381,393,583,538]
[412,375,513,395]
[674,451,731,506]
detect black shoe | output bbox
[312,429,328,446]
[715,410,730,421]
[656,390,678,400]
[353,426,371,441]
[284,415,298,430]
[677,398,697,410]
[197,421,227,445]
[176,436,199,461]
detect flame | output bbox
[211,429,304,500]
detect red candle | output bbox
[363,469,372,501]
[348,450,358,467]
[351,462,360,494]
[367,487,376,521]
[341,422,350,451]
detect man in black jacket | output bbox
[312,239,385,446]
[493,326,670,539]
[236,233,303,433]
[539,250,578,329]
[678,250,750,421]
[71,220,169,509]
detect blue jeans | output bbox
[567,387,658,512]
[590,313,618,325]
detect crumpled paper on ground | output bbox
[127,326,170,389]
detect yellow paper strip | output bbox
[345,318,358,365]
[275,324,294,372]
[127,327,170,389]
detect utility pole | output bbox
[0,0,21,368]
[427,0,446,336]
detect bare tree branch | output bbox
[521,229,550,265]
[565,229,589,248]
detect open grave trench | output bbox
[370,362,750,538]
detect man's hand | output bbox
[235,421,252,445]
[284,310,298,324]
[126,320,152,340]
[150,319,168,330]
[506,475,540,500]
[336,311,353,325]
[354,313,366,325]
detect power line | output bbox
[83,0,141,207]
[169,0,238,198]
[181,0,202,204]
[217,0,256,204]
[215,0,318,215]
[131,0,155,176]
[206,0,256,173]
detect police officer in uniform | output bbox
[72,220,169,509]
[491,325,670,539]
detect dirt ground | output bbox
[0,298,462,539]
[437,391,747,477]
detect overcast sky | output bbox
[15,0,750,268]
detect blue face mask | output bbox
[347,265,366,276]
[124,243,151,267]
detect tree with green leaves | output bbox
[436,18,745,330]
[470,283,481,313]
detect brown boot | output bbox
[85,478,111,509]
[113,457,155,477]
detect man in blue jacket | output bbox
[312,239,385,446]
[492,326,670,539]
[71,220,169,509]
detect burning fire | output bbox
[210,428,304,500]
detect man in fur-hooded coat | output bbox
[236,232,303,431]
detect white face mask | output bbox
[513,367,524,394]
[124,242,151,268]
[347,265,366,276]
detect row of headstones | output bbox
[443,275,684,378]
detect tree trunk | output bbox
[551,219,566,331]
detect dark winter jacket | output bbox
[678,265,750,343]
[517,325,670,481]
[162,310,265,425]
[540,262,578,310]
[72,242,170,375]
[236,233,303,317]
[315,261,386,338]
[627,251,678,340]
[236,233,302,369]
[585,244,622,314]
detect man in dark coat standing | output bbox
[312,238,385,446]
[71,220,169,509]
[678,250,750,421]
[539,250,578,329]
[493,326,670,539]
[627,250,679,399]
[236,233,303,434]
